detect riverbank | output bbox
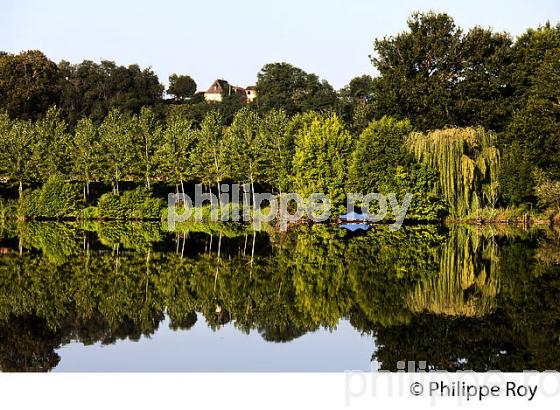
[444,207,559,227]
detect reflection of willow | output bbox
[406,227,499,317]
[347,225,443,329]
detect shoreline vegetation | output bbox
[1,12,559,227]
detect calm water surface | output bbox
[0,221,559,372]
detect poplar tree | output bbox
[256,109,290,193]
[33,106,71,182]
[156,113,197,198]
[99,110,136,194]
[192,111,224,195]
[70,117,100,199]
[134,107,162,189]
[0,116,36,198]
[221,108,263,202]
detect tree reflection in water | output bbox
[0,221,558,371]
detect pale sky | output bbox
[1,0,559,91]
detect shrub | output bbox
[21,176,83,218]
[96,186,164,219]
[0,198,18,219]
[535,178,560,213]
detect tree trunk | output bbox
[145,136,150,189]
[180,179,187,211]
[250,175,255,220]
[18,180,24,218]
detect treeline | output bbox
[0,105,504,220]
[1,12,559,217]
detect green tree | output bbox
[534,176,560,213]
[348,117,444,220]
[0,112,12,180]
[255,62,337,114]
[70,117,101,199]
[498,141,535,206]
[292,114,354,209]
[372,12,512,131]
[372,12,462,130]
[32,107,71,183]
[508,23,560,109]
[454,27,513,131]
[192,111,225,193]
[348,117,413,193]
[350,101,378,134]
[156,113,197,197]
[219,92,246,125]
[340,75,376,101]
[99,110,136,194]
[221,108,263,204]
[407,127,500,216]
[339,75,378,133]
[0,116,36,198]
[58,60,164,124]
[0,51,62,120]
[505,48,560,180]
[256,109,290,192]
[134,107,162,188]
[168,74,197,101]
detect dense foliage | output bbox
[407,127,500,217]
[1,12,559,219]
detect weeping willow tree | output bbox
[406,127,500,217]
[406,226,500,317]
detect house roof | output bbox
[206,79,230,94]
[205,79,249,97]
[205,79,248,94]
